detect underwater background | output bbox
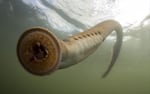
[0,0,150,94]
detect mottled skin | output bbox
[17,20,123,77]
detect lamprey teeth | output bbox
[17,27,61,75]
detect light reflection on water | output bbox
[0,0,150,94]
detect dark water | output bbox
[0,0,150,94]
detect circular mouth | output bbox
[31,41,48,62]
[17,27,61,75]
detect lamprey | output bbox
[17,20,123,78]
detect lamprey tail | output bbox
[102,26,123,78]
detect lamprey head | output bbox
[17,27,61,75]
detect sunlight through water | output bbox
[115,0,150,26]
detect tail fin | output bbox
[102,27,123,78]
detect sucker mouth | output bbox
[30,42,48,63]
[17,27,61,75]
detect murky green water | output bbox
[0,0,150,94]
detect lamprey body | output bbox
[17,20,123,77]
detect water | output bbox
[0,0,150,94]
